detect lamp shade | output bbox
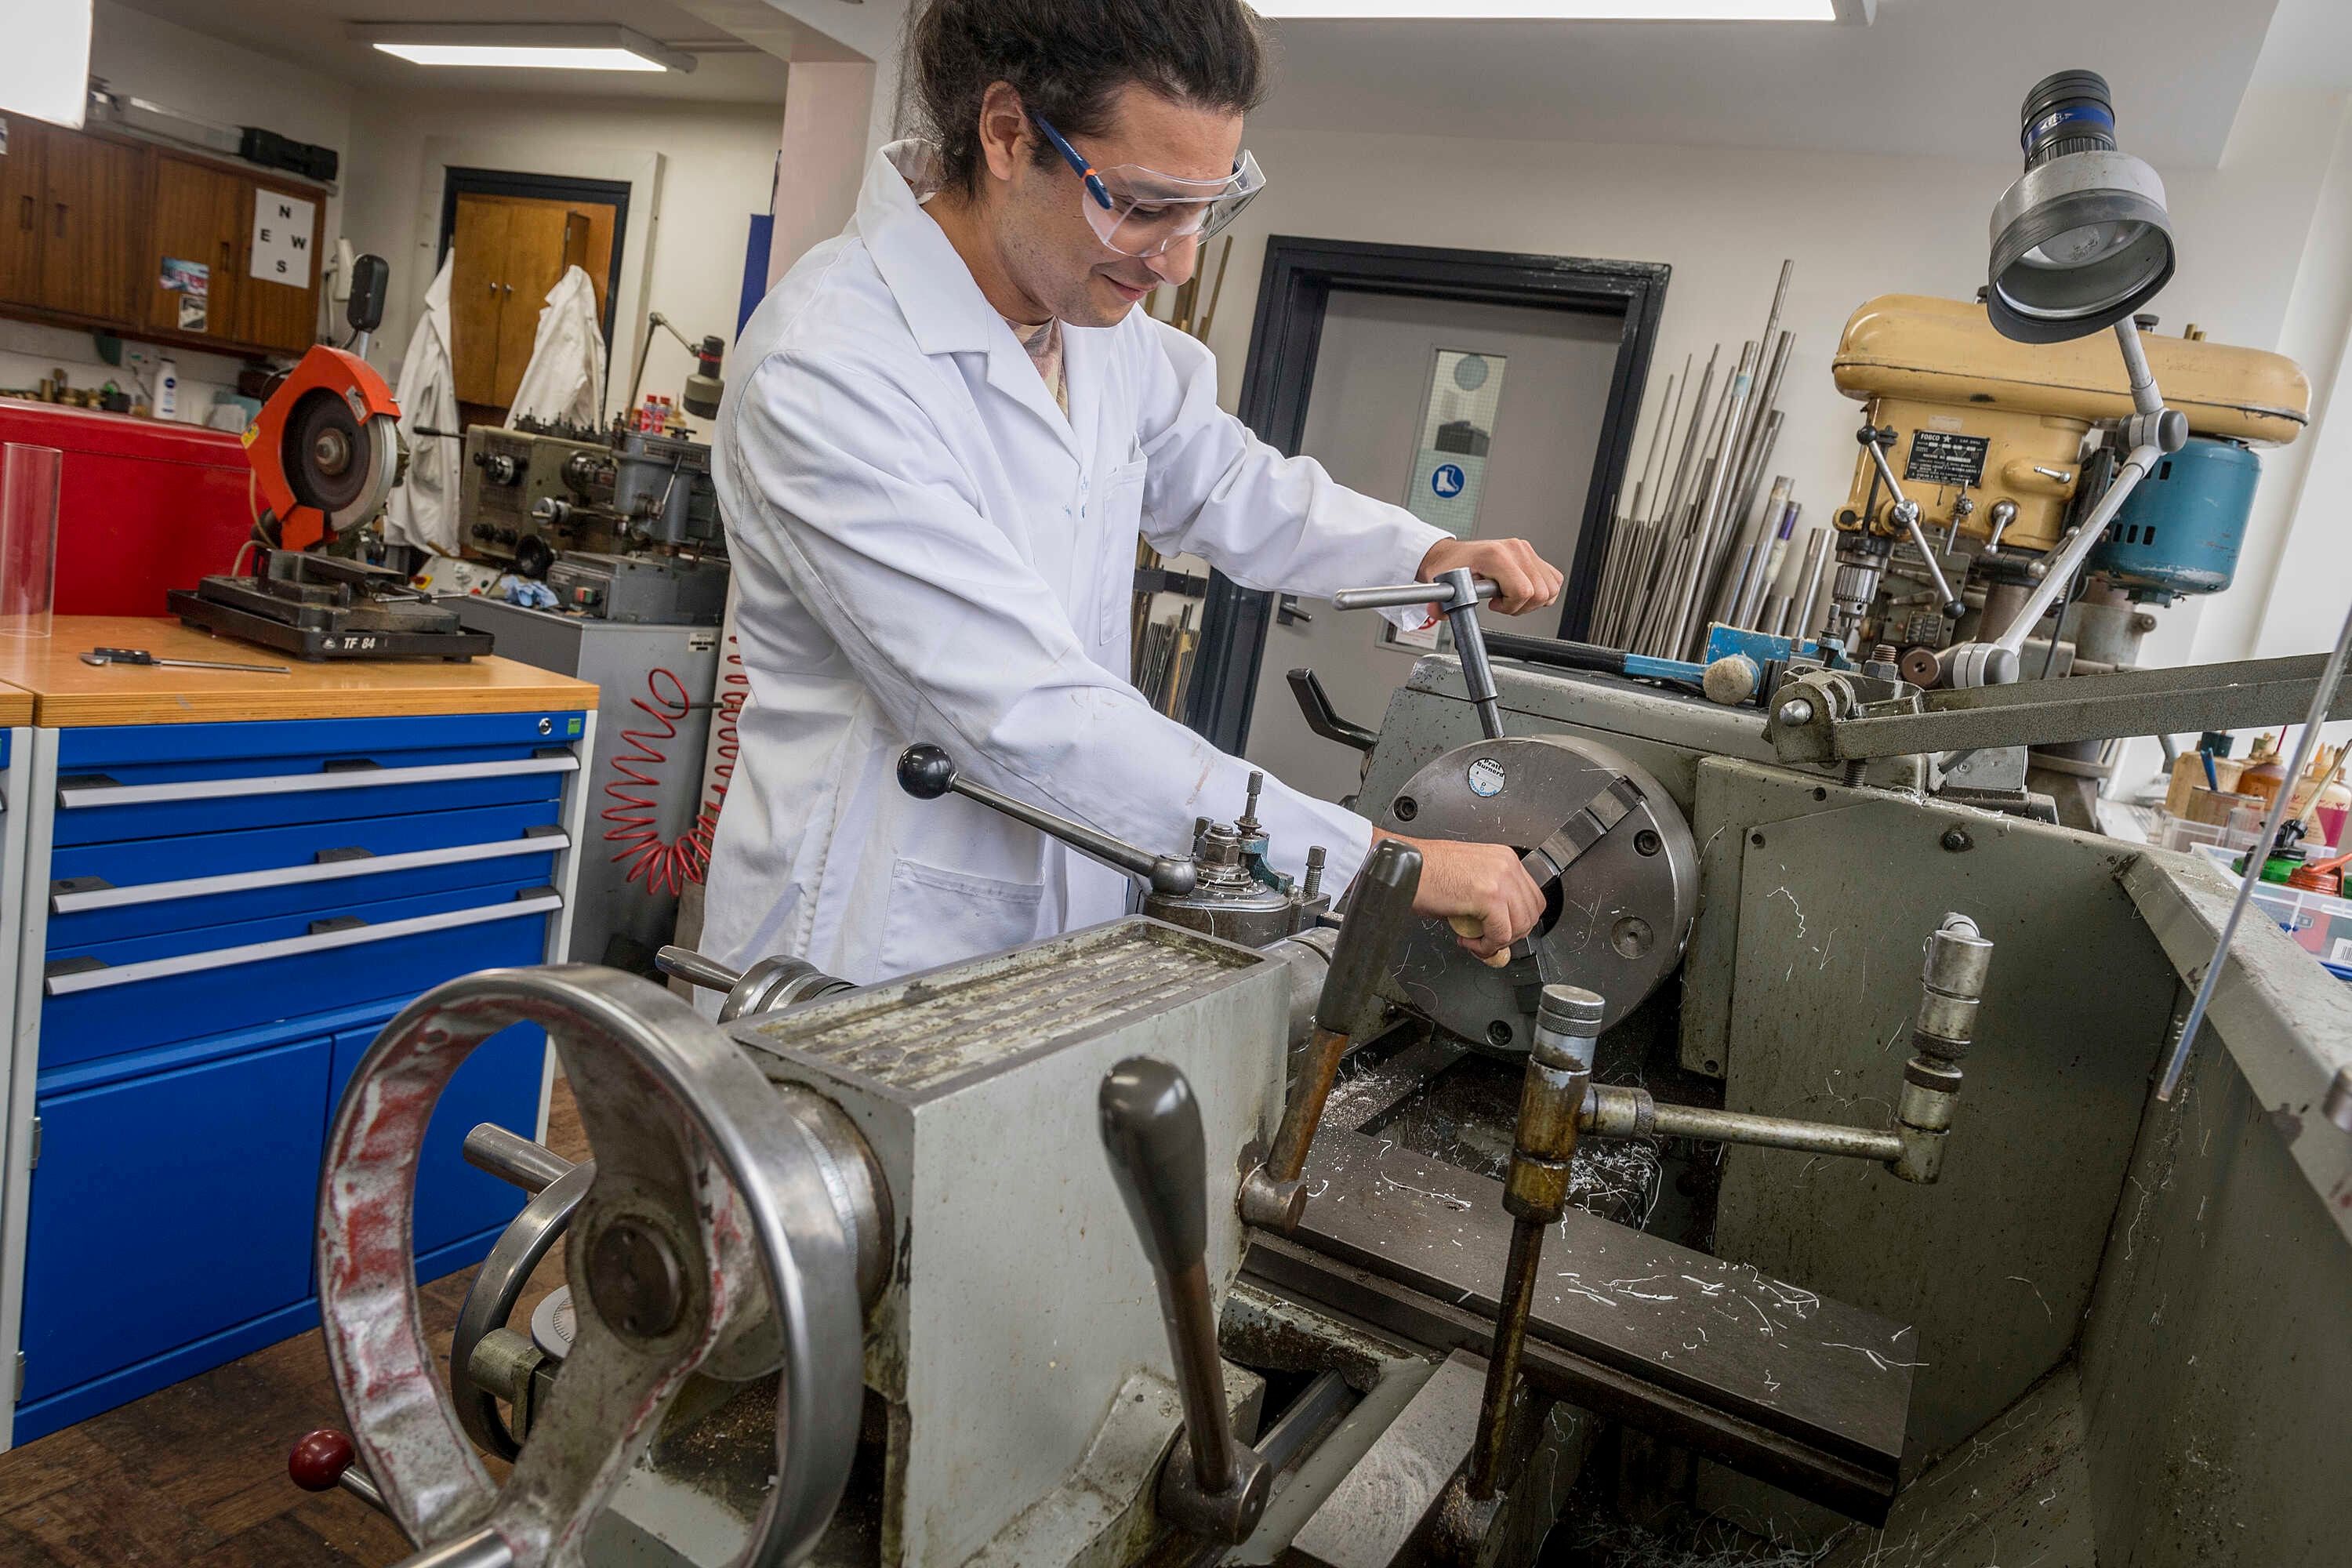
[1985,71,2175,343]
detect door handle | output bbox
[17,194,30,232]
[52,201,65,238]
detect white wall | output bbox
[1181,78,2352,789]
[0,0,353,423]
[343,93,782,423]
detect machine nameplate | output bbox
[737,920,1262,1094]
[1903,430,1990,488]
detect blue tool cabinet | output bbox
[0,705,593,1446]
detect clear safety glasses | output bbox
[1033,114,1266,260]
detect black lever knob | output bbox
[1316,840,1421,1039]
[897,742,957,800]
[1099,1057,1207,1282]
[1098,1058,1270,1541]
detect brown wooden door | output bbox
[0,116,47,307]
[234,180,324,354]
[38,131,143,321]
[449,195,513,406]
[491,203,580,406]
[143,156,245,341]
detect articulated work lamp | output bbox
[1943,70,2189,688]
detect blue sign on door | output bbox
[1431,463,1467,499]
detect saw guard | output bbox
[242,343,399,551]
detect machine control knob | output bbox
[483,454,520,485]
[1099,1058,1272,1542]
[897,743,957,800]
[289,1428,356,1492]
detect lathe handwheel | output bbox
[315,966,864,1567]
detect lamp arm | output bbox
[623,310,695,415]
[1991,438,2160,661]
[1944,318,2186,686]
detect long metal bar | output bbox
[2157,595,2352,1101]
[1667,345,1758,659]
[1657,347,1718,534]
[1792,527,1831,641]
[1791,651,2352,760]
[1592,1095,1902,1163]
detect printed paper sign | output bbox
[250,191,316,286]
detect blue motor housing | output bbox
[2086,436,2260,601]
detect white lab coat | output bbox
[383,256,459,555]
[507,265,607,430]
[704,141,1446,984]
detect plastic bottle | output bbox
[2238,732,2288,811]
[154,356,179,420]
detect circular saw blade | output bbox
[281,389,399,533]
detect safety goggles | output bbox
[1032,113,1266,259]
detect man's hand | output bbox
[1380,833,1546,964]
[1417,537,1564,616]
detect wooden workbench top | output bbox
[0,617,596,728]
[0,680,28,728]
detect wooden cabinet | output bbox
[37,131,143,323]
[143,154,245,341]
[0,114,326,359]
[449,192,594,411]
[235,177,324,354]
[0,116,47,307]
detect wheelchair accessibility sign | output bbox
[1431,463,1467,499]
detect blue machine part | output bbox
[1703,623,1827,669]
[2087,436,2260,601]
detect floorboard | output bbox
[0,1083,585,1567]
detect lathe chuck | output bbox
[1373,735,1697,1052]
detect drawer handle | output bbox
[56,753,579,810]
[50,831,573,914]
[44,892,564,996]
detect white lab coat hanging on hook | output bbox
[507,265,607,430]
[703,140,1446,985]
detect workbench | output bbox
[0,619,597,1447]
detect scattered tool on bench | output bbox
[81,646,292,674]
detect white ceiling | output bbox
[108,0,796,103]
[1245,0,2281,169]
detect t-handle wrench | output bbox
[1332,568,1504,739]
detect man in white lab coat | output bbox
[708,0,1562,985]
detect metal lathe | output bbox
[285,65,2352,1568]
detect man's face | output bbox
[989,82,1243,328]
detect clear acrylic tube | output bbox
[0,443,62,638]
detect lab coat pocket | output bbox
[1098,458,1150,644]
[879,855,1046,976]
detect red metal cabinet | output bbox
[0,404,252,615]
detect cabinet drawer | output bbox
[42,887,561,1063]
[20,1036,330,1404]
[52,711,585,846]
[328,1019,543,1261]
[47,802,566,947]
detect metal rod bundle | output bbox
[1584,261,1806,657]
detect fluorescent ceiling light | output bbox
[4,0,93,128]
[348,24,697,73]
[1250,1,1864,18]
[372,45,666,71]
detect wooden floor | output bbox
[0,1085,586,1567]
